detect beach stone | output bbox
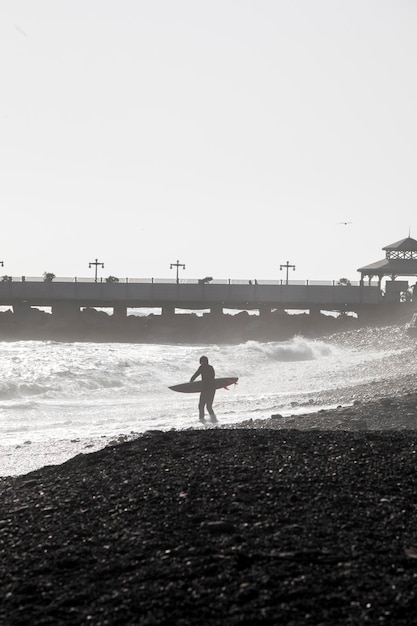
[380,397,394,407]
[2,419,417,624]
[143,429,165,437]
[203,520,236,535]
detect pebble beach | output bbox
[2,393,417,625]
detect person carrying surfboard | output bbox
[190,356,218,424]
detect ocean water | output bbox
[1,324,416,476]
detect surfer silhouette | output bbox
[190,355,218,424]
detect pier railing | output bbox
[4,276,378,286]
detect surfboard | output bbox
[169,377,238,393]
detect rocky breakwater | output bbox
[0,306,360,343]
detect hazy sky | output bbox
[1,0,416,282]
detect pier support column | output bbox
[13,301,31,316]
[309,306,321,317]
[162,306,175,317]
[259,305,271,318]
[113,304,127,317]
[52,302,80,317]
[210,304,223,316]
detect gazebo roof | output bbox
[383,237,417,252]
[358,235,417,278]
[357,258,417,275]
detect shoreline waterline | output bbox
[2,390,417,478]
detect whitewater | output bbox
[1,324,416,477]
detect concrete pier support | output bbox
[309,306,321,317]
[113,304,127,317]
[52,302,80,317]
[259,305,271,318]
[210,304,224,316]
[13,302,31,316]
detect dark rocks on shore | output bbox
[2,426,417,625]
[0,307,361,343]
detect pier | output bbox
[0,277,382,318]
[2,237,417,323]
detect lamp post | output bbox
[89,258,104,282]
[170,259,185,284]
[280,260,295,285]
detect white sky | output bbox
[1,0,416,282]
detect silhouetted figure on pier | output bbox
[190,356,217,424]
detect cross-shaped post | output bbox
[89,258,104,282]
[170,259,185,284]
[280,260,295,285]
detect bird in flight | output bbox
[339,221,352,225]
[14,24,28,37]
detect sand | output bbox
[2,397,417,625]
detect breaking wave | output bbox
[0,324,416,472]
[243,337,339,362]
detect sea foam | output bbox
[0,325,415,475]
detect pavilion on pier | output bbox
[357,236,417,300]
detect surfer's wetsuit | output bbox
[190,358,217,423]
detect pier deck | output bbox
[0,278,382,316]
